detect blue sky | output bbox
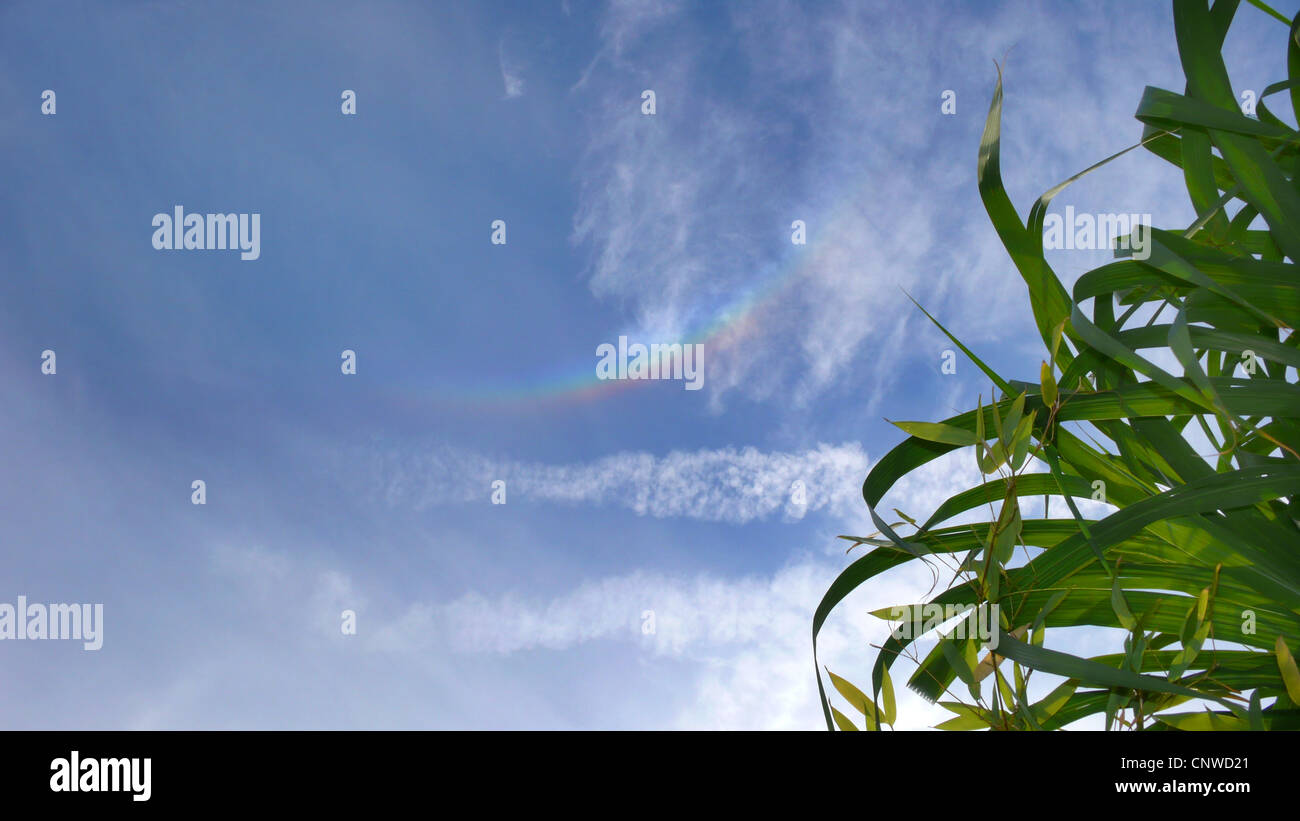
[1,0,1294,729]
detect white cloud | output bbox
[190,442,1121,731]
[499,40,525,98]
[368,441,871,524]
[210,536,948,729]
[566,2,977,408]
[374,552,950,730]
[563,0,1208,411]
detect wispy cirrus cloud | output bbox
[565,0,1202,411]
[375,552,945,730]
[366,442,870,523]
[499,39,525,99]
[206,541,949,729]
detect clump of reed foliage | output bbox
[815,0,1300,731]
